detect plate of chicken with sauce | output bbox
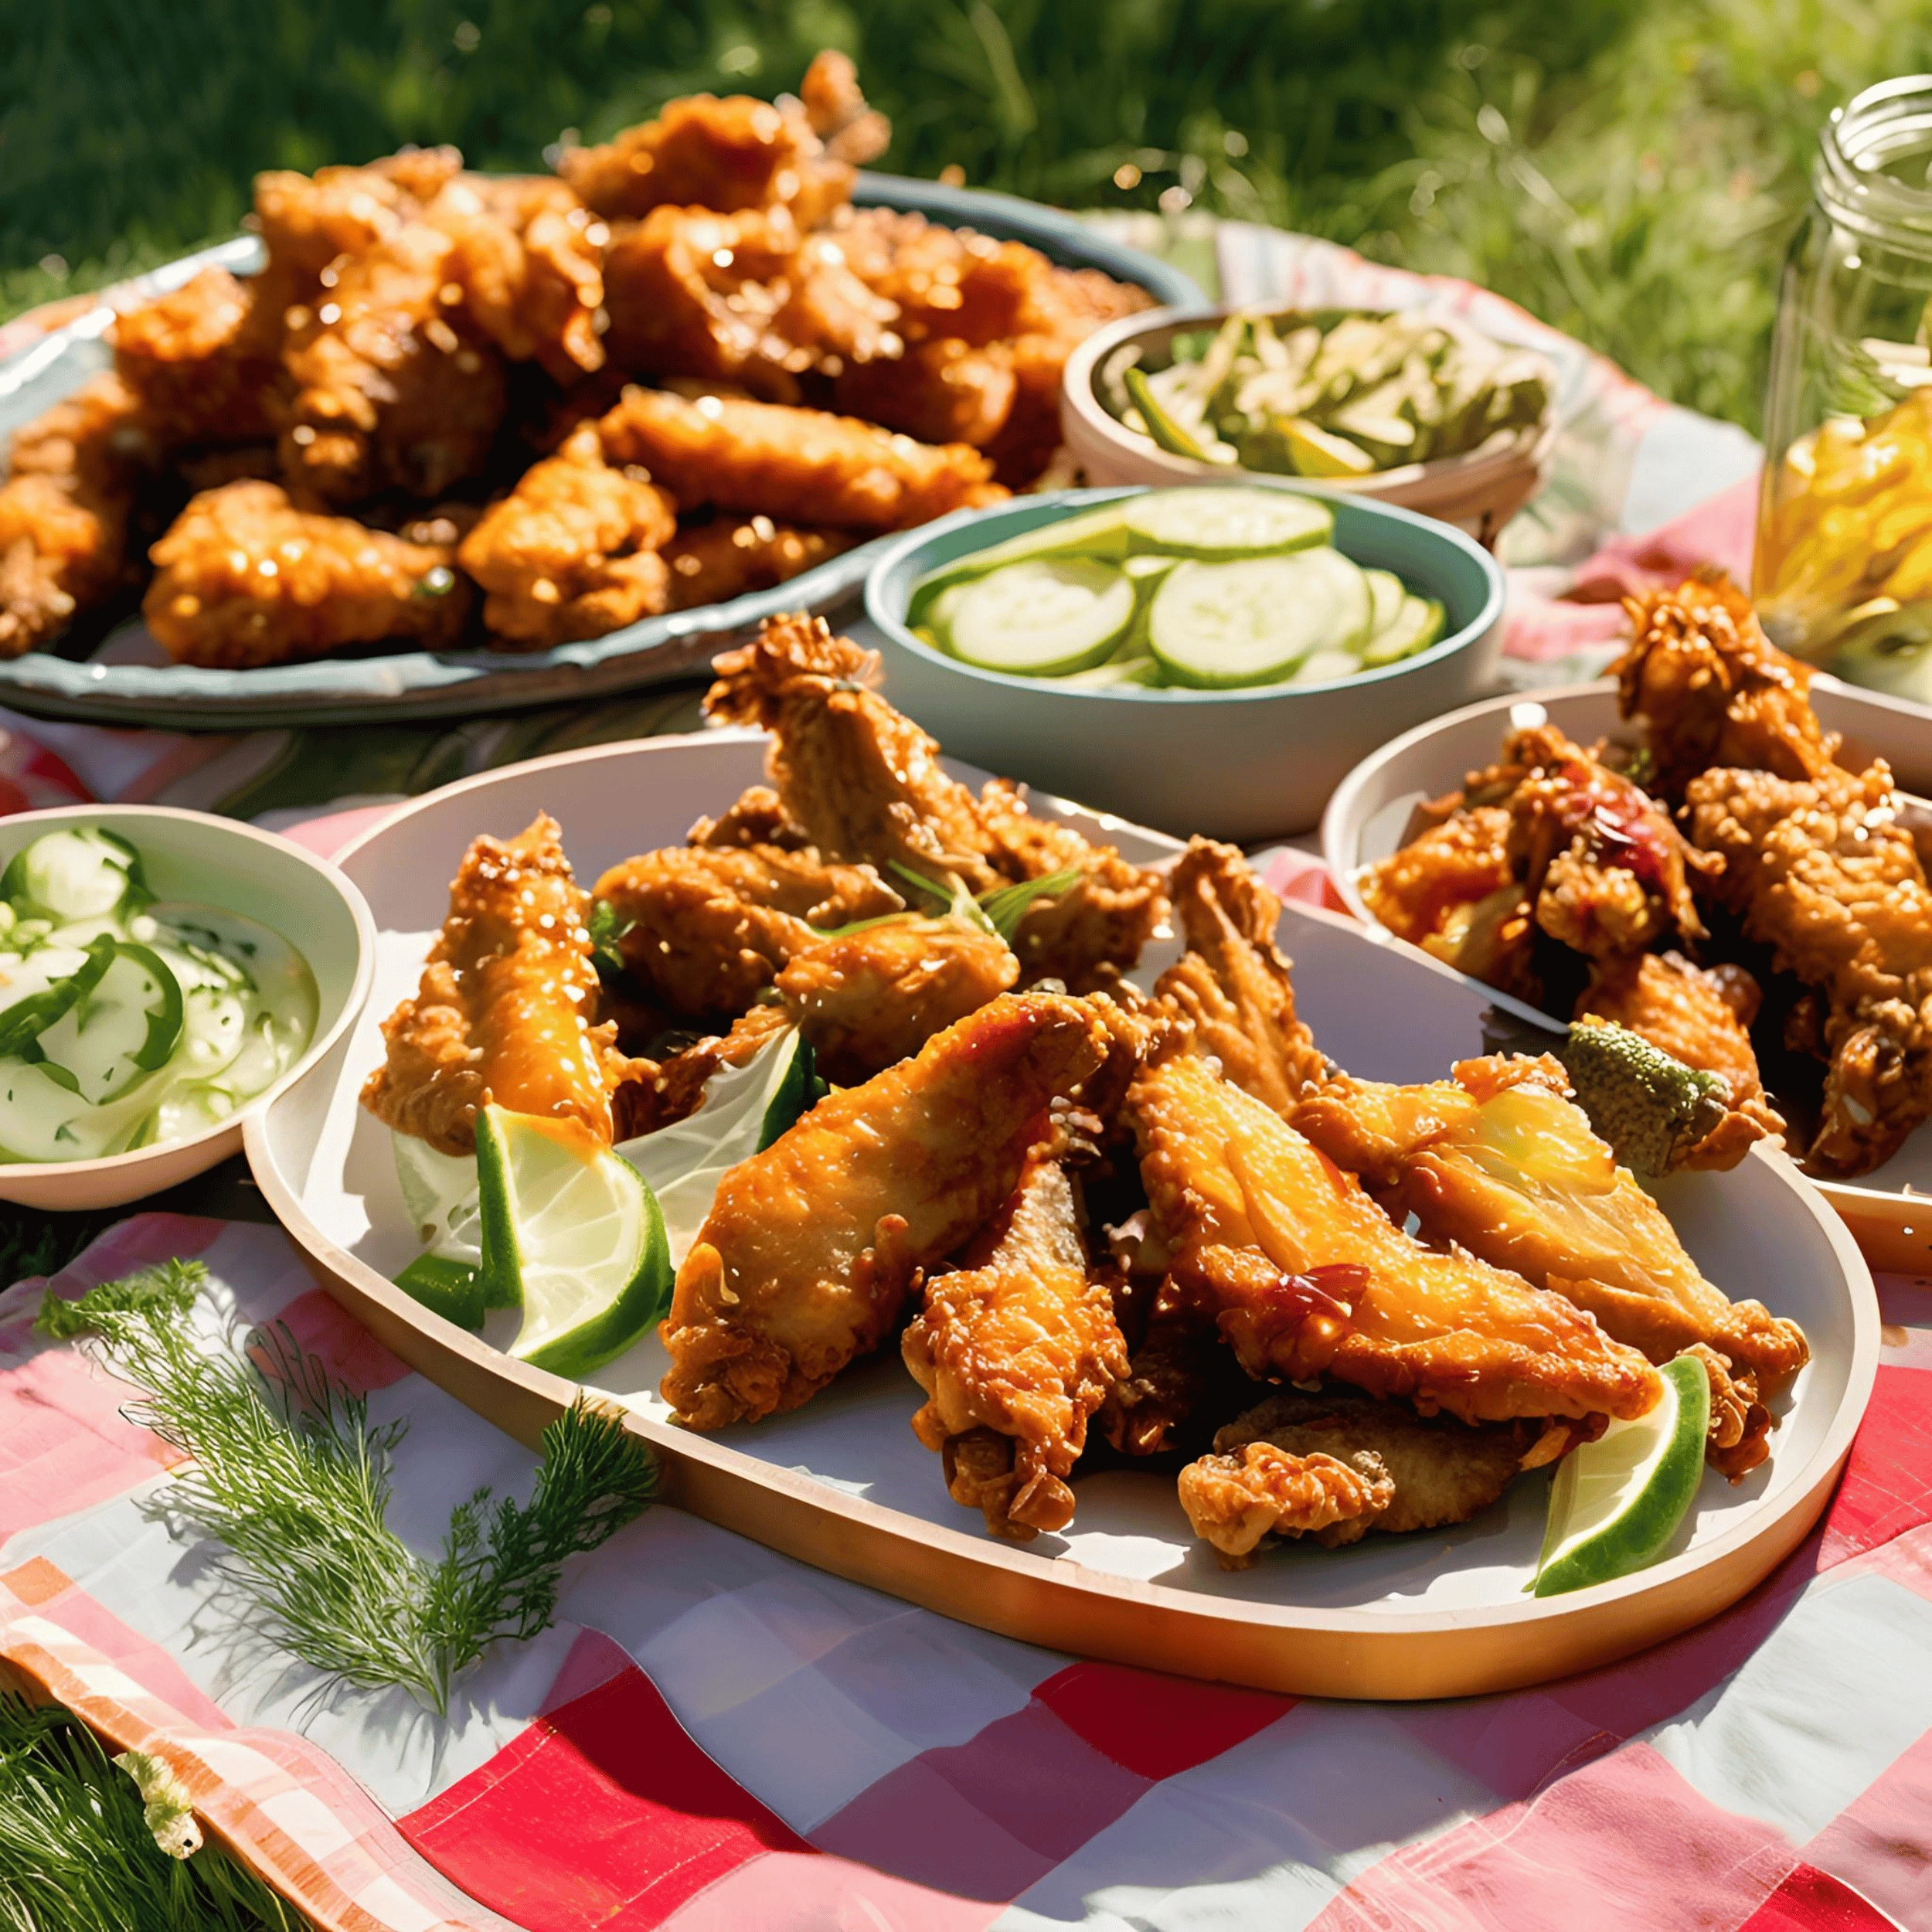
[248,612,1874,1701]
[1325,572,1932,1274]
[0,53,1195,727]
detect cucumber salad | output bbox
[907,487,1446,692]
[0,826,317,1162]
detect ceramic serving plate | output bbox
[0,176,1200,730]
[247,734,1876,1700]
[1323,677,1932,1274]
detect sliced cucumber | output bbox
[1060,653,1162,689]
[1148,550,1373,689]
[943,558,1138,677]
[1123,553,1179,584]
[1286,648,1368,687]
[1125,365,1213,461]
[1364,569,1406,641]
[1124,486,1333,560]
[1362,594,1447,667]
[33,941,185,1105]
[0,937,112,1059]
[909,504,1132,616]
[2,828,145,922]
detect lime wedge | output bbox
[1534,1354,1709,1597]
[393,1253,488,1329]
[476,1105,672,1380]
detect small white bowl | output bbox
[1061,305,1557,547]
[0,805,374,1211]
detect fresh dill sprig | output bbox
[0,1692,309,1931]
[0,1206,117,1290]
[40,1267,659,1715]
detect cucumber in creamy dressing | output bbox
[0,830,318,1164]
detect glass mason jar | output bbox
[1757,77,1932,700]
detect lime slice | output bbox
[477,1105,672,1380]
[393,1253,488,1329]
[1533,1354,1710,1597]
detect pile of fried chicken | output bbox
[362,612,1808,1570]
[0,54,1149,669]
[1365,571,1932,1181]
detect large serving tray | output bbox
[247,733,1876,1700]
[1322,675,1932,1274]
[0,175,1200,730]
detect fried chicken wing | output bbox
[1153,837,1325,1115]
[1685,759,1932,1175]
[1614,573,1839,796]
[596,386,1005,532]
[456,426,675,648]
[142,480,470,668]
[1291,1053,1809,1436]
[775,916,1017,1083]
[1128,1049,1661,1424]
[903,1145,1128,1539]
[662,515,853,610]
[1178,1440,1394,1567]
[111,267,281,447]
[593,841,902,1018]
[659,991,1110,1428]
[362,814,633,1155]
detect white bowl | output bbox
[0,805,374,1211]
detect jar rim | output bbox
[1818,75,1932,245]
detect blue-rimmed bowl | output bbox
[862,482,1506,841]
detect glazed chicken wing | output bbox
[594,841,903,1018]
[111,267,281,447]
[142,481,470,668]
[1153,837,1326,1115]
[903,1145,1128,1539]
[596,386,1005,532]
[659,991,1110,1428]
[456,426,675,648]
[1128,1049,1661,1425]
[662,515,854,611]
[362,814,634,1155]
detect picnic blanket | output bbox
[6,224,1930,1932]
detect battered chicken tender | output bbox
[1685,759,1932,1176]
[659,991,1110,1429]
[600,207,898,398]
[596,386,1005,532]
[280,219,508,505]
[143,480,470,668]
[1179,1440,1395,1567]
[1615,573,1840,798]
[833,339,1018,448]
[593,842,902,1018]
[1154,837,1326,1117]
[1290,1053,1809,1438]
[362,814,634,1155]
[903,1146,1128,1539]
[1128,1048,1662,1425]
[775,915,1018,1083]
[1577,951,1784,1166]
[662,515,853,611]
[111,267,281,446]
[457,426,675,648]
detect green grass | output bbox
[5,1,1932,427]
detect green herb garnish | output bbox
[39,1260,658,1714]
[587,897,636,981]
[816,863,1083,946]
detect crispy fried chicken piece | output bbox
[686,784,806,850]
[0,376,155,658]
[595,386,1005,531]
[250,162,417,329]
[423,174,607,382]
[111,267,281,446]
[142,480,470,668]
[1153,837,1325,1115]
[833,338,1018,448]
[1291,1053,1809,1439]
[1128,1049,1661,1425]
[660,991,1110,1428]
[1614,573,1839,797]
[1180,1443,1395,1568]
[1361,804,1516,947]
[775,916,1018,1084]
[662,515,854,611]
[593,841,902,1018]
[904,1145,1128,1539]
[279,219,508,505]
[456,426,675,648]
[557,83,859,229]
[799,49,892,165]
[361,815,634,1155]
[1685,759,1932,1175]
[1577,951,1784,1167]
[600,206,899,399]
[1682,1342,1776,1483]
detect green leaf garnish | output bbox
[812,862,1083,947]
[978,866,1083,942]
[586,897,636,981]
